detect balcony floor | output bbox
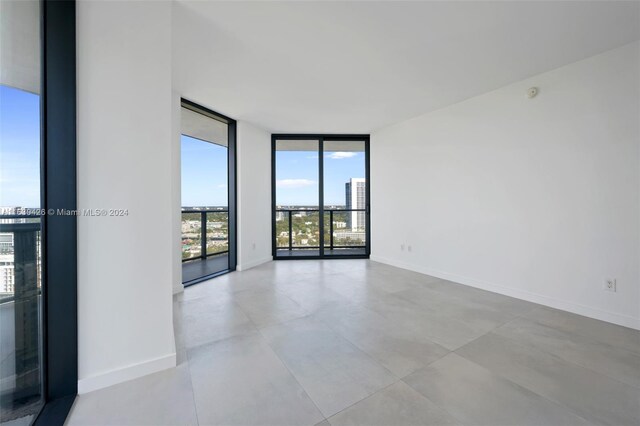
[182,253,229,284]
[67,259,640,426]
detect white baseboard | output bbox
[77,353,176,394]
[370,255,640,330]
[237,256,272,272]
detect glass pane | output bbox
[275,211,291,248]
[0,0,44,423]
[291,211,319,248]
[180,105,230,283]
[275,140,319,256]
[323,140,367,255]
[181,212,202,260]
[206,211,228,255]
[181,135,228,209]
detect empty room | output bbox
[1,1,639,425]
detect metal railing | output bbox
[181,208,229,262]
[0,214,42,397]
[275,208,367,251]
[0,213,42,303]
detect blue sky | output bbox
[182,140,364,207]
[276,150,365,206]
[0,85,41,208]
[181,135,228,206]
[1,85,364,209]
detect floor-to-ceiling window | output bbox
[180,100,236,285]
[0,9,44,422]
[272,135,370,259]
[1,1,77,424]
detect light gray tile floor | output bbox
[67,260,640,426]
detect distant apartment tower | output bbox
[0,254,15,294]
[345,178,366,230]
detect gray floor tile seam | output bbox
[181,323,261,356]
[348,269,445,289]
[450,337,603,426]
[255,311,399,383]
[311,306,453,380]
[397,280,542,323]
[227,294,283,330]
[336,297,463,352]
[521,308,640,359]
[297,313,416,381]
[233,287,315,329]
[392,376,472,426]
[458,294,546,343]
[183,359,201,426]
[185,354,209,426]
[395,295,537,353]
[255,313,406,419]
[440,302,544,355]
[487,320,640,391]
[268,286,335,311]
[401,355,595,426]
[322,379,404,425]
[253,324,329,424]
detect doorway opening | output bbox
[181,100,236,285]
[271,134,370,259]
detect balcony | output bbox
[274,208,368,258]
[181,208,229,284]
[0,214,43,421]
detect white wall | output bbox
[371,42,640,329]
[77,0,176,393]
[237,121,272,271]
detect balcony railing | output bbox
[275,208,367,251]
[181,208,229,262]
[0,214,42,303]
[0,213,42,400]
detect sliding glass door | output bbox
[272,135,370,259]
[180,100,236,285]
[273,138,320,257]
[322,139,368,257]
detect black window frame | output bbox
[271,134,371,260]
[32,0,78,424]
[180,99,237,286]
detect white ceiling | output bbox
[173,1,640,134]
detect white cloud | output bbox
[276,179,316,188]
[327,152,357,160]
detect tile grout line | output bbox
[254,325,329,424]
[183,358,201,426]
[322,379,402,423]
[449,346,596,425]
[477,316,640,391]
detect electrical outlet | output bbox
[603,279,617,292]
[400,244,405,251]
[407,245,412,252]
[252,242,256,250]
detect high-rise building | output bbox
[345,178,366,230]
